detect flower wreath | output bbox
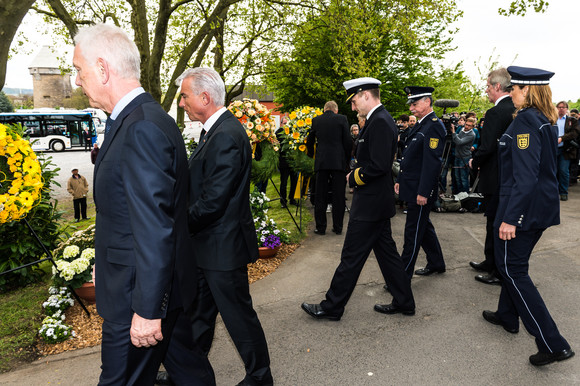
[228,98,280,183]
[0,123,44,224]
[279,106,323,175]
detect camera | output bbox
[439,114,458,137]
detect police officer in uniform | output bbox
[396,86,446,278]
[482,66,574,366]
[301,77,415,320]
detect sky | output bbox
[4,0,580,102]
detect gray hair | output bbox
[488,68,511,92]
[176,68,226,107]
[74,24,140,80]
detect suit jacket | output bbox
[495,107,559,230]
[397,111,446,203]
[93,92,195,322]
[188,109,259,271]
[347,105,397,221]
[561,115,580,160]
[471,96,515,195]
[307,110,352,171]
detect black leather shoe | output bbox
[482,310,518,334]
[383,284,390,293]
[414,267,445,276]
[469,261,491,272]
[155,371,174,386]
[374,303,415,316]
[289,199,298,206]
[332,227,342,235]
[529,349,575,366]
[475,273,501,285]
[314,229,325,235]
[301,302,341,321]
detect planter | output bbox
[74,282,96,304]
[258,245,281,259]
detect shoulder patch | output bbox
[517,134,529,150]
[429,138,439,149]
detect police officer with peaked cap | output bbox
[301,77,415,319]
[482,66,574,366]
[395,86,446,279]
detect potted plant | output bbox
[250,190,290,258]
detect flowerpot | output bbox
[258,245,280,259]
[74,282,96,304]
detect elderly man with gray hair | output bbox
[73,23,212,385]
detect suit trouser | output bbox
[401,202,445,278]
[99,307,212,386]
[314,169,346,232]
[191,267,273,386]
[481,193,499,273]
[279,165,298,202]
[73,197,87,220]
[321,218,415,316]
[494,228,570,353]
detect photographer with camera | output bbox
[451,117,476,193]
[555,101,580,201]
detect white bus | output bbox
[0,111,99,152]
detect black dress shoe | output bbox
[482,310,518,334]
[332,228,342,235]
[469,261,491,272]
[414,267,445,276]
[314,229,325,235]
[529,349,575,366]
[475,273,501,285]
[374,303,415,316]
[301,302,341,321]
[155,371,175,386]
[289,199,298,206]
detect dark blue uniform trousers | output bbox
[401,202,445,278]
[321,218,415,316]
[494,228,571,353]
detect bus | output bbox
[0,111,100,152]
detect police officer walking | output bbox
[482,66,574,366]
[396,86,446,278]
[301,77,415,320]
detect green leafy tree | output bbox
[62,87,89,110]
[0,91,14,112]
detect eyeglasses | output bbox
[557,106,567,109]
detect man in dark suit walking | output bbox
[177,67,273,386]
[469,68,515,285]
[306,101,352,235]
[301,77,415,320]
[75,24,211,385]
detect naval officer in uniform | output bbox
[482,66,574,366]
[396,86,446,278]
[301,77,415,320]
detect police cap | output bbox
[404,86,434,104]
[343,77,381,102]
[507,66,554,86]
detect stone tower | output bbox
[28,46,72,108]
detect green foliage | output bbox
[0,91,14,112]
[0,156,66,292]
[252,141,278,184]
[286,150,314,177]
[61,87,89,110]
[498,0,549,16]
[264,0,461,118]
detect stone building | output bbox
[28,46,72,108]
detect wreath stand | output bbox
[0,215,91,317]
[265,172,312,233]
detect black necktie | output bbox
[105,117,113,135]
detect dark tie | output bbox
[105,117,113,135]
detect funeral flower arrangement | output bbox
[228,98,280,183]
[38,287,76,344]
[0,123,44,224]
[279,106,322,175]
[52,245,95,289]
[250,190,290,249]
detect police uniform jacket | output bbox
[397,111,445,203]
[306,110,352,171]
[347,105,397,221]
[494,107,559,230]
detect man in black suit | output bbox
[306,101,352,235]
[469,68,515,285]
[177,67,273,386]
[76,24,211,385]
[301,77,415,320]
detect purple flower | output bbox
[262,234,281,249]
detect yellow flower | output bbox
[299,144,307,152]
[289,112,297,120]
[297,120,305,127]
[301,107,310,114]
[284,126,290,135]
[292,132,300,140]
[305,118,312,125]
[235,111,243,118]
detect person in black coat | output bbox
[301,77,415,320]
[469,68,515,285]
[306,101,352,234]
[178,67,273,385]
[483,66,574,367]
[276,115,298,207]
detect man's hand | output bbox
[130,313,163,348]
[346,171,352,183]
[499,222,516,241]
[394,183,399,195]
[468,158,473,169]
[416,194,427,206]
